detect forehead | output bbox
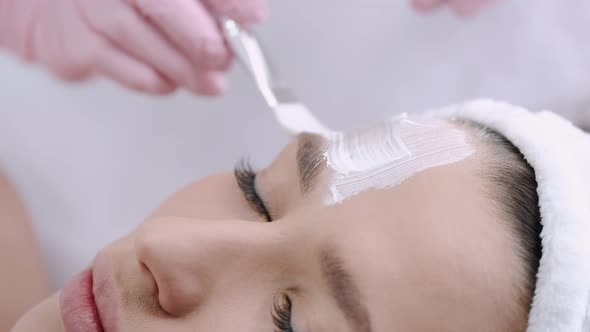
[304,156,518,330]
[322,116,475,205]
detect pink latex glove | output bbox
[0,0,267,95]
[411,0,499,16]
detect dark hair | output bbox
[466,122,543,328]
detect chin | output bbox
[11,292,64,332]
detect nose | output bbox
[134,216,281,316]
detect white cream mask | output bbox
[324,114,475,204]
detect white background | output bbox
[1,0,589,288]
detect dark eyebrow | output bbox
[296,134,326,193]
[320,248,373,332]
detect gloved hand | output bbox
[411,0,499,16]
[0,0,267,95]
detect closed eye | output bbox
[234,158,273,222]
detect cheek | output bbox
[191,287,273,330]
[117,293,273,331]
[149,172,260,221]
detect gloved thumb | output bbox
[202,0,268,26]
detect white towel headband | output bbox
[430,99,590,332]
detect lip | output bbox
[60,253,119,332]
[60,269,105,332]
[91,252,120,332]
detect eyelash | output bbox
[234,158,273,222]
[272,294,295,332]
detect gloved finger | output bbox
[451,0,496,16]
[31,0,95,81]
[201,0,268,26]
[411,0,446,12]
[192,71,226,96]
[39,32,95,81]
[79,1,207,94]
[129,0,231,71]
[95,43,175,94]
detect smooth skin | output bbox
[13,129,527,331]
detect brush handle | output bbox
[220,17,295,107]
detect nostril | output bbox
[156,273,204,317]
[138,259,203,317]
[134,219,206,317]
[134,262,169,317]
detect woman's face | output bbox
[14,130,524,332]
